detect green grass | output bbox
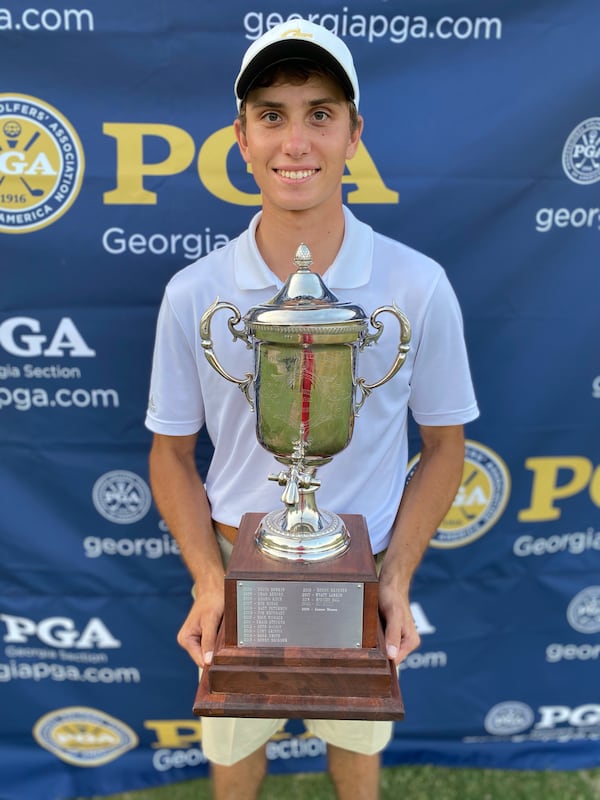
[79,765,600,800]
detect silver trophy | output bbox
[200,244,410,562]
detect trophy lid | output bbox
[244,244,368,343]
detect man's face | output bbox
[234,73,363,216]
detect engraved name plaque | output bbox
[236,580,364,648]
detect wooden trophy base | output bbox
[193,513,404,721]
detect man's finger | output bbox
[200,612,222,667]
[179,630,205,667]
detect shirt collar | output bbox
[234,206,374,291]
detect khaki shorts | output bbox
[201,714,393,766]
[200,529,393,765]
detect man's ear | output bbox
[346,114,364,160]
[234,118,251,164]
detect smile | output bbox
[276,169,318,180]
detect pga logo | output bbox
[567,586,600,634]
[0,613,121,649]
[562,118,600,185]
[485,701,600,735]
[0,316,95,357]
[92,470,152,525]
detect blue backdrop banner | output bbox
[1,1,599,798]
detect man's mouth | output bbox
[275,168,319,180]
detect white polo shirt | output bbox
[145,207,479,553]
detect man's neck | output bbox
[255,204,346,280]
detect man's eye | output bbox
[264,112,280,122]
[313,110,329,121]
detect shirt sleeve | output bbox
[408,272,479,426]
[144,288,205,435]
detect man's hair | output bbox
[237,59,360,134]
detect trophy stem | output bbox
[257,466,350,562]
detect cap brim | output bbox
[236,39,355,104]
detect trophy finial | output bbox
[293,243,313,271]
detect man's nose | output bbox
[282,121,310,157]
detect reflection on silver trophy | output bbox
[200,244,411,562]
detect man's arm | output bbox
[378,424,465,665]
[149,432,225,668]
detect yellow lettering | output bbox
[103,124,195,205]
[144,719,203,749]
[590,465,600,506]
[103,124,399,206]
[518,456,593,521]
[197,125,260,206]
[344,141,399,204]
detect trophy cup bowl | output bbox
[200,244,411,562]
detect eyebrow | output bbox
[248,96,344,110]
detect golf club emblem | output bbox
[406,440,510,548]
[0,94,85,233]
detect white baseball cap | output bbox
[234,19,360,111]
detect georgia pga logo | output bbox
[0,94,84,233]
[92,470,152,524]
[407,440,510,548]
[484,701,535,736]
[567,586,600,634]
[33,706,138,766]
[562,117,600,185]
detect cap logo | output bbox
[280,27,314,40]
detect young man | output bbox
[146,19,478,800]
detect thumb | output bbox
[200,613,221,667]
[383,615,403,664]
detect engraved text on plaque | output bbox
[236,580,364,648]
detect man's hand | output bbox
[378,581,420,666]
[376,425,465,666]
[149,432,228,669]
[177,579,224,668]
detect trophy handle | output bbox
[200,298,255,410]
[355,303,411,412]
